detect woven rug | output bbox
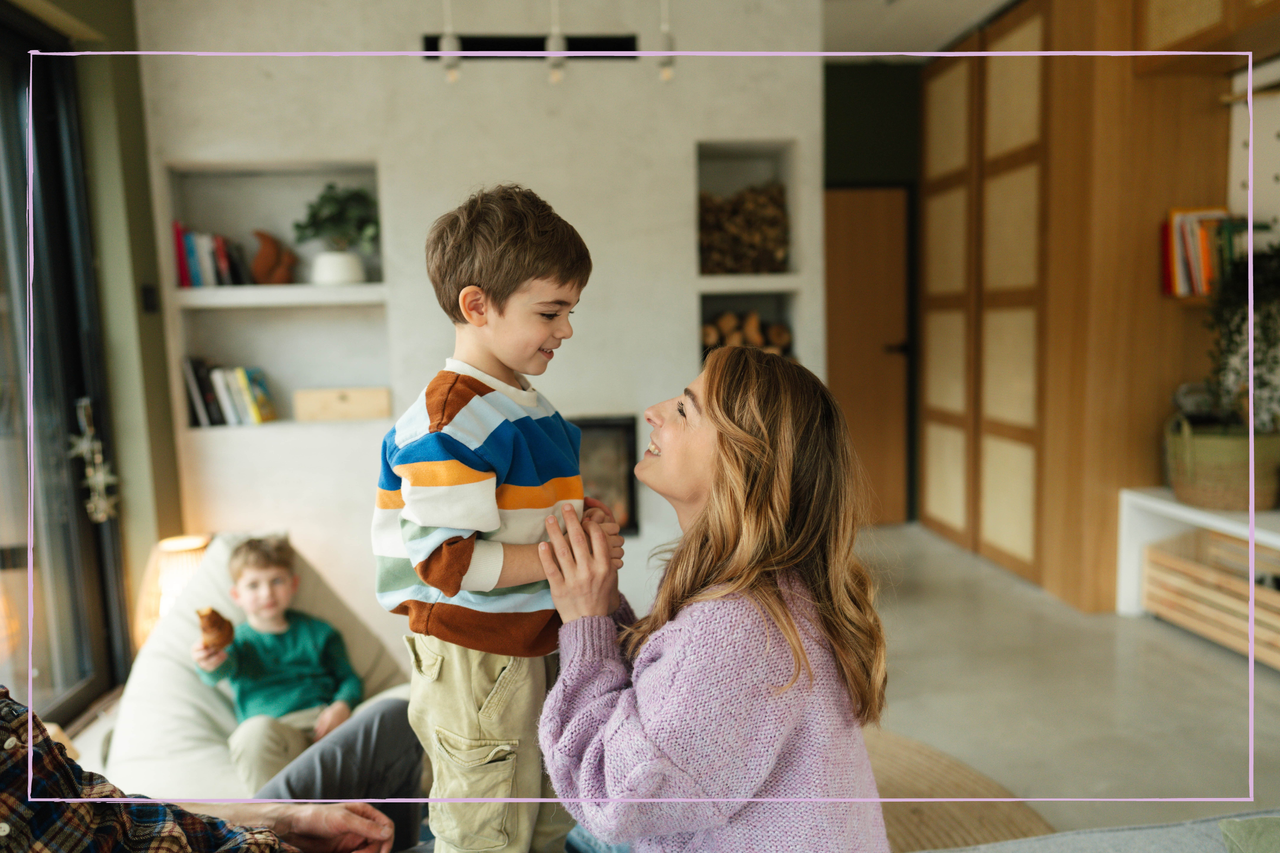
[865,727,1055,852]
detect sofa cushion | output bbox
[105,531,408,799]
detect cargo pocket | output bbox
[429,727,518,851]
[404,634,443,681]
[404,635,442,742]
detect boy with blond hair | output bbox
[192,536,362,793]
[372,184,623,853]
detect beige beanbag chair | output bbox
[105,531,408,799]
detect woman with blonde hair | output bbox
[538,345,890,853]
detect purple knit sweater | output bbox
[538,591,890,853]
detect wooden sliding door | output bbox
[919,36,980,550]
[919,0,1048,582]
[826,187,910,526]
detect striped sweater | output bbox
[373,359,583,657]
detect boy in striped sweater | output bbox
[372,185,624,853]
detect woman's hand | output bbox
[583,496,625,570]
[541,505,620,622]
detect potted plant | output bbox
[1168,240,1280,510]
[293,183,379,285]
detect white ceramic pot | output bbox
[310,251,365,285]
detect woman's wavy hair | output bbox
[620,346,887,724]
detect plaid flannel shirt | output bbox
[0,685,289,852]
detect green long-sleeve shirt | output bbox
[197,609,363,723]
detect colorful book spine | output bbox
[243,367,278,423]
[213,235,233,286]
[173,221,191,288]
[209,368,241,426]
[181,356,209,427]
[194,233,218,288]
[184,232,203,288]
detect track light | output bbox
[658,0,674,82]
[547,0,565,83]
[441,0,460,83]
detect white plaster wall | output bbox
[1229,56,1280,241]
[133,0,824,654]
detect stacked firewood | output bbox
[698,181,789,274]
[701,311,792,359]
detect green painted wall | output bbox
[19,0,179,627]
[825,62,922,187]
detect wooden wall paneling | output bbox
[924,422,970,536]
[1042,0,1231,612]
[924,60,972,181]
[1234,0,1280,29]
[1138,0,1228,50]
[983,163,1042,291]
[919,39,981,549]
[979,434,1038,575]
[965,37,985,557]
[924,183,968,296]
[1135,0,1280,74]
[977,2,1045,583]
[982,306,1038,427]
[985,13,1045,159]
[923,309,968,413]
[1040,45,1095,608]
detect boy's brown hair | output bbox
[229,536,295,582]
[426,184,592,323]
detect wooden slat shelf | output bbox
[1142,529,1280,670]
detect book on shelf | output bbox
[181,356,226,426]
[1163,207,1232,299]
[194,233,218,290]
[173,221,192,288]
[183,359,279,427]
[183,231,204,288]
[213,235,234,286]
[172,221,258,287]
[181,356,209,427]
[234,366,279,424]
[208,367,242,426]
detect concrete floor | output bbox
[860,523,1280,832]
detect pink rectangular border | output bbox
[22,47,1257,807]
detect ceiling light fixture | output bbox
[658,0,674,82]
[441,0,460,83]
[547,0,566,84]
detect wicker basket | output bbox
[1166,414,1280,511]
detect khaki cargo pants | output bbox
[228,704,324,794]
[405,633,575,853]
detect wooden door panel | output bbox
[825,188,909,526]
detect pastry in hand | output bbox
[197,606,234,650]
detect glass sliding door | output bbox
[0,10,128,724]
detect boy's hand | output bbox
[191,638,227,672]
[313,700,351,740]
[583,497,625,571]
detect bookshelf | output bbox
[159,161,390,427]
[153,162,394,552]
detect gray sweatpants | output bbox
[255,697,427,851]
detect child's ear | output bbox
[458,286,489,327]
[229,585,241,606]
